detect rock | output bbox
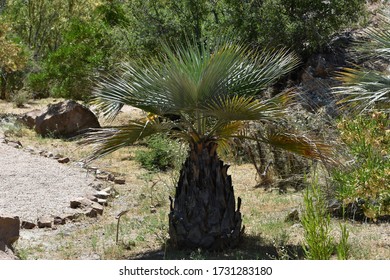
[58,157,70,164]
[89,182,103,191]
[97,199,108,206]
[24,146,36,154]
[85,208,98,218]
[37,216,53,228]
[8,140,22,149]
[285,209,300,222]
[94,190,110,199]
[60,213,81,222]
[114,178,126,185]
[35,100,100,137]
[86,194,99,202]
[0,217,20,249]
[70,197,103,215]
[53,153,63,159]
[107,173,115,182]
[21,220,36,229]
[96,174,108,180]
[18,109,42,129]
[53,216,66,225]
[102,187,112,194]
[0,242,18,260]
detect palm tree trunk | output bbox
[169,141,243,251]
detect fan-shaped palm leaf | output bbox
[334,67,390,112]
[87,39,300,159]
[335,11,390,113]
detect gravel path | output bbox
[0,142,96,222]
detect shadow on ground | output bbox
[131,234,305,260]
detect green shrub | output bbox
[135,135,185,172]
[301,178,334,260]
[332,112,390,221]
[33,19,108,100]
[11,90,32,107]
[223,0,366,57]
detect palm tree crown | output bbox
[84,40,302,159]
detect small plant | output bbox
[301,178,334,260]
[11,90,32,107]
[135,134,185,172]
[337,223,350,260]
[332,112,390,220]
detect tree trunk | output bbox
[169,141,243,251]
[0,71,7,100]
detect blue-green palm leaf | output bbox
[85,40,324,160]
[335,11,390,113]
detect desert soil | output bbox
[0,142,97,223]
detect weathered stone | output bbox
[35,100,100,137]
[107,173,115,182]
[37,216,52,228]
[0,242,18,260]
[102,187,112,194]
[21,220,36,229]
[97,199,108,206]
[60,213,81,222]
[8,140,22,149]
[114,178,126,185]
[95,174,108,180]
[85,208,98,218]
[90,202,104,215]
[53,216,66,225]
[89,182,103,191]
[94,190,110,199]
[86,194,98,202]
[0,216,20,247]
[70,197,103,215]
[18,109,42,129]
[58,157,70,164]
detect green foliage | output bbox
[222,0,366,57]
[332,113,390,220]
[301,178,334,260]
[135,135,185,172]
[11,90,32,107]
[334,11,390,113]
[0,21,28,100]
[29,19,109,100]
[337,223,350,260]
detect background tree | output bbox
[0,21,27,100]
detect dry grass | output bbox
[1,99,389,260]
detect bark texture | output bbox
[169,141,243,251]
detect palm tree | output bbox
[334,11,390,113]
[83,40,333,251]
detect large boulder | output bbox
[18,109,42,129]
[35,100,100,137]
[0,216,20,249]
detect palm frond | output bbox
[80,119,172,161]
[353,11,390,60]
[334,67,390,113]
[260,132,336,164]
[92,40,299,122]
[202,91,293,121]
